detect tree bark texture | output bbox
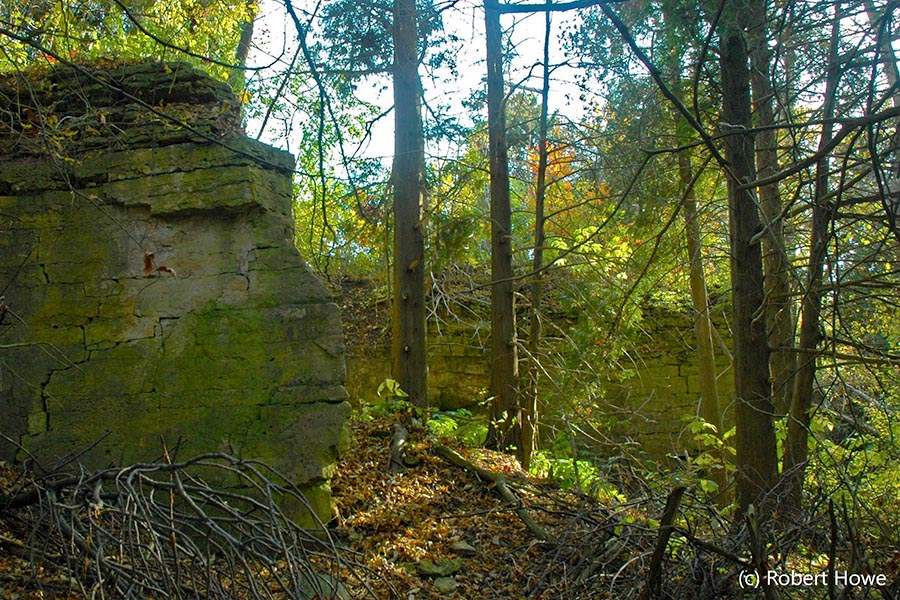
[781,5,841,512]
[719,4,779,516]
[228,16,254,94]
[748,0,797,416]
[484,0,520,452]
[391,0,428,408]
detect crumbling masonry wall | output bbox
[0,62,349,522]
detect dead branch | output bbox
[642,485,686,599]
[433,444,553,543]
[1,453,379,599]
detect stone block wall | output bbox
[343,280,733,459]
[344,314,490,410]
[0,62,349,522]
[601,305,735,458]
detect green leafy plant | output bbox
[357,378,413,420]
[671,416,736,497]
[425,408,487,447]
[530,450,626,503]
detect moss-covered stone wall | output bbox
[601,304,735,458]
[343,280,733,459]
[0,63,349,522]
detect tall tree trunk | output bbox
[678,145,727,497]
[747,0,796,415]
[228,3,255,122]
[658,1,725,498]
[391,0,427,408]
[522,8,552,471]
[781,5,841,512]
[719,1,779,516]
[484,0,519,452]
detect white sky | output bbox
[247,0,589,164]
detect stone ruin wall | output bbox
[614,304,735,457]
[0,62,349,522]
[345,287,734,459]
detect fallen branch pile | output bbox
[0,453,376,599]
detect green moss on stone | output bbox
[2,66,347,524]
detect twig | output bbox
[747,505,782,600]
[642,486,686,599]
[0,453,379,598]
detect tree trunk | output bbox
[719,2,779,516]
[781,5,841,512]
[658,0,726,499]
[227,19,254,97]
[680,160,720,435]
[484,0,519,452]
[391,0,427,408]
[747,0,796,416]
[678,148,727,498]
[521,8,552,472]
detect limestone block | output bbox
[0,62,348,513]
[254,401,353,482]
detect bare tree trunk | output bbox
[659,0,726,500]
[484,0,519,452]
[781,5,841,512]
[391,0,427,408]
[680,159,721,436]
[678,149,727,497]
[522,8,552,472]
[748,0,796,415]
[228,17,254,94]
[719,1,779,516]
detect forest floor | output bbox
[331,415,616,599]
[0,415,761,599]
[4,417,899,599]
[8,416,844,600]
[328,415,726,599]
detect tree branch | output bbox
[498,0,614,13]
[434,444,554,542]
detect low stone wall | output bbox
[601,305,735,458]
[343,281,733,459]
[0,62,349,523]
[346,319,490,409]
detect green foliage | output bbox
[0,0,255,86]
[678,417,735,496]
[425,409,487,447]
[357,378,415,420]
[318,0,454,75]
[804,382,900,539]
[292,159,391,280]
[530,451,626,503]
